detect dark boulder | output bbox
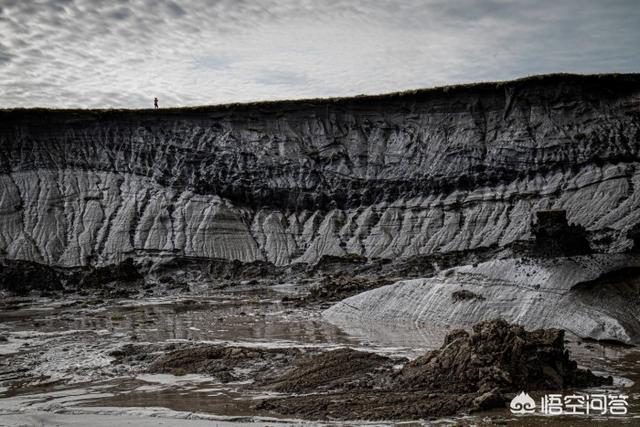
[531,210,591,257]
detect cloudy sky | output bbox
[1,0,639,108]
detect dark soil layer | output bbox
[0,258,143,298]
[0,259,65,296]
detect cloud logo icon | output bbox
[510,391,536,414]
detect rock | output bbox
[451,289,485,302]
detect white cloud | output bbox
[0,0,638,108]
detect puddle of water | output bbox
[1,295,353,347]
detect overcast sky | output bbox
[1,0,639,108]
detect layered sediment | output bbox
[1,74,640,267]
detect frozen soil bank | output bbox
[325,254,640,344]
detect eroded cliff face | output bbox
[1,74,640,266]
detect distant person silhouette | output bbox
[154,97,158,109]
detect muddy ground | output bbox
[2,251,640,425]
[2,282,637,426]
[109,319,608,420]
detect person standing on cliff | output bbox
[154,97,158,109]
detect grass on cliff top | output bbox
[2,72,639,115]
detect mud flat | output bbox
[1,282,640,426]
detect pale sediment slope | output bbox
[323,254,640,344]
[1,74,640,266]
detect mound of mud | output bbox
[256,319,612,420]
[397,319,612,393]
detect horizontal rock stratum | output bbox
[1,74,640,266]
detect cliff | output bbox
[1,73,639,267]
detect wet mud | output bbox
[254,320,611,420]
[1,283,639,425]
